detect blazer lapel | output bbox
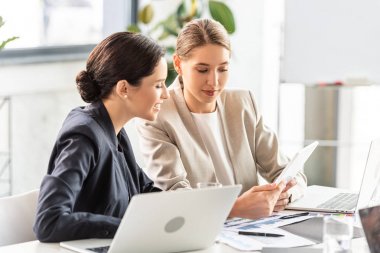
[216,91,258,190]
[171,80,210,153]
[216,95,239,182]
[171,79,217,182]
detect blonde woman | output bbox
[137,19,306,219]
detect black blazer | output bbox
[33,100,161,242]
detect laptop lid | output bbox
[356,139,380,210]
[287,139,380,213]
[60,184,242,253]
[359,205,380,253]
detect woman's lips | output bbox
[203,90,217,96]
[153,103,161,111]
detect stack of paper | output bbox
[218,213,316,251]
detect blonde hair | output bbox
[176,18,231,59]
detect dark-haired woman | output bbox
[33,32,169,242]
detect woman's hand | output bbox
[229,181,286,219]
[273,178,297,212]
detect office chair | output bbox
[0,189,39,246]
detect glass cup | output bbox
[323,215,353,253]
[196,182,222,188]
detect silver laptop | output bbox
[286,139,380,214]
[60,185,242,253]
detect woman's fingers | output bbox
[250,183,277,192]
[251,180,286,193]
[282,178,297,192]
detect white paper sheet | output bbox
[224,213,314,231]
[217,228,316,251]
[219,213,317,251]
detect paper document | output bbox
[219,213,317,251]
[217,228,316,251]
[224,213,313,231]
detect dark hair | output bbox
[176,18,230,59]
[76,32,165,103]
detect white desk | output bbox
[0,238,370,253]
[0,241,237,253]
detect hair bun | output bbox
[76,70,101,103]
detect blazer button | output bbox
[103,230,109,236]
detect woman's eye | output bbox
[197,69,208,73]
[155,84,163,88]
[219,68,228,72]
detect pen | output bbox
[238,231,284,237]
[279,212,310,219]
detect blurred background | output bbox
[1,0,379,196]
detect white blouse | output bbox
[191,109,235,185]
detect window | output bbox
[0,0,136,64]
[1,0,103,49]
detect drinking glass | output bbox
[323,215,353,253]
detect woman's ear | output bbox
[115,80,129,98]
[173,54,182,75]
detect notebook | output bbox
[60,185,242,253]
[286,139,380,213]
[359,205,380,253]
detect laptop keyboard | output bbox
[86,246,110,253]
[317,192,358,210]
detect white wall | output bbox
[0,62,85,194]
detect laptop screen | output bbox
[359,205,380,253]
[357,139,380,210]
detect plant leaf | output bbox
[138,4,154,24]
[176,0,187,27]
[189,0,199,18]
[176,0,202,26]
[166,46,175,55]
[158,30,170,41]
[127,24,141,33]
[163,25,178,37]
[0,36,19,50]
[165,63,177,87]
[209,0,235,34]
[162,14,179,37]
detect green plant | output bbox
[0,16,19,50]
[128,0,235,85]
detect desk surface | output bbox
[0,238,370,253]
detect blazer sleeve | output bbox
[136,119,192,190]
[138,167,163,193]
[248,91,307,201]
[34,133,120,242]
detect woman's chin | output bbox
[140,113,157,122]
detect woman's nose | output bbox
[161,85,170,99]
[207,71,218,87]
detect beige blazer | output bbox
[137,80,306,200]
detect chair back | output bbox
[0,189,39,246]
